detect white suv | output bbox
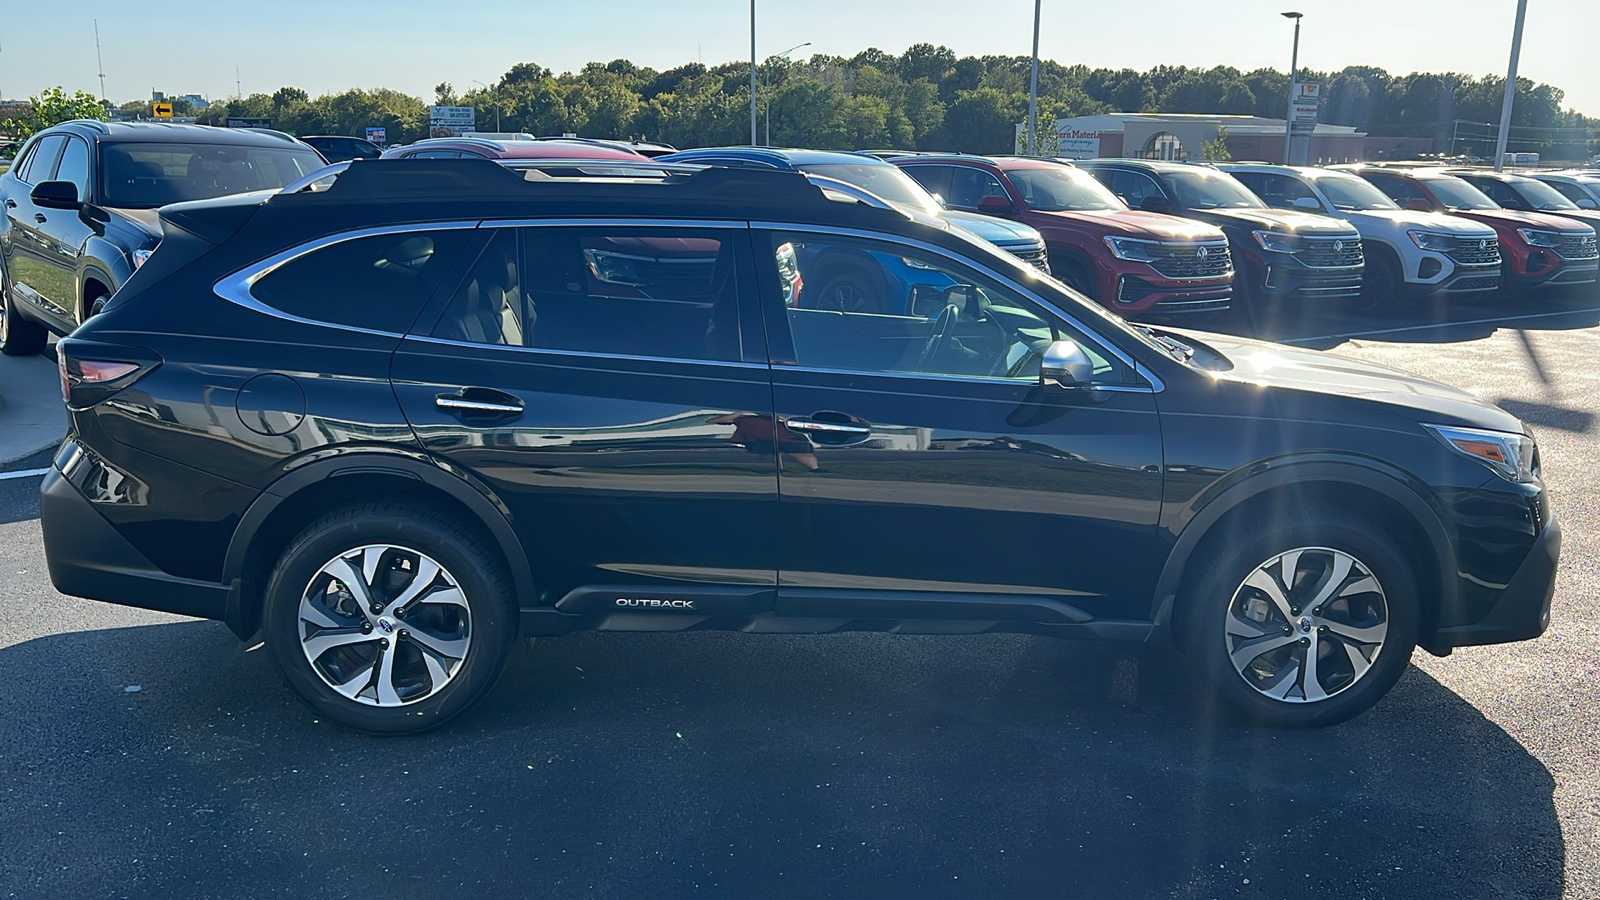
[1222,164,1501,309]
[1531,171,1600,210]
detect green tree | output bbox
[1200,126,1232,161]
[17,87,107,136]
[940,87,1024,153]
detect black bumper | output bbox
[1427,517,1560,652]
[41,467,231,622]
[1259,264,1364,300]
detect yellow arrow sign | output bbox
[152,102,173,119]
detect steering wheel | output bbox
[914,304,960,372]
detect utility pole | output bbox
[1494,0,1529,172]
[749,0,758,146]
[1026,0,1041,156]
[1281,11,1303,165]
[93,20,107,101]
[236,67,242,100]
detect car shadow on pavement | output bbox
[0,620,1564,898]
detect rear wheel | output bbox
[263,500,518,734]
[0,269,48,357]
[1179,508,1419,727]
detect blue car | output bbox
[654,148,1050,315]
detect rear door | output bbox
[392,221,780,614]
[754,227,1166,624]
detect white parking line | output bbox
[0,468,49,482]
[1281,305,1600,345]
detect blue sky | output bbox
[3,0,1595,117]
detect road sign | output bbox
[151,102,173,119]
[365,127,386,144]
[225,117,272,129]
[1291,82,1321,134]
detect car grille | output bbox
[1297,236,1364,268]
[1446,237,1502,266]
[998,241,1051,271]
[1447,275,1501,292]
[1148,241,1232,279]
[1551,232,1599,260]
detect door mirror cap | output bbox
[1403,197,1434,212]
[1040,340,1096,389]
[1292,196,1322,211]
[1577,198,1598,210]
[977,194,1014,214]
[31,180,81,210]
[1138,195,1171,214]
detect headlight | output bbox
[1408,231,1459,252]
[1516,228,1562,248]
[1424,424,1539,483]
[1252,230,1300,253]
[1103,236,1164,262]
[131,248,155,269]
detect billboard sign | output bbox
[1013,122,1103,158]
[225,117,272,129]
[429,106,476,137]
[365,127,387,144]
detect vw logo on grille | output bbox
[1196,246,1209,260]
[1480,239,1490,250]
[1333,240,1344,252]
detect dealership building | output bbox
[1023,113,1433,165]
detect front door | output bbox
[392,223,780,613]
[5,134,74,326]
[755,229,1166,623]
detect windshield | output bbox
[1004,166,1123,211]
[1310,173,1399,211]
[799,163,941,215]
[1512,179,1580,211]
[1164,169,1265,210]
[100,142,328,208]
[1423,176,1500,211]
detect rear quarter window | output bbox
[250,229,474,333]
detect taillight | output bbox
[56,337,162,410]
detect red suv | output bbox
[1341,166,1598,294]
[381,137,647,162]
[894,156,1234,317]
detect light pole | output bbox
[749,0,758,145]
[1026,0,1041,156]
[1493,0,1529,172]
[471,80,500,133]
[765,41,810,147]
[1281,11,1303,165]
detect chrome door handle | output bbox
[435,389,524,415]
[786,418,871,436]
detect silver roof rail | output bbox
[801,173,896,211]
[279,161,351,194]
[64,118,112,134]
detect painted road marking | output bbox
[0,468,49,481]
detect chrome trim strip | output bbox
[402,334,772,370]
[211,221,482,337]
[436,397,523,414]
[776,364,1157,393]
[477,218,750,230]
[749,221,1165,393]
[787,419,871,435]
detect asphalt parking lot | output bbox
[2,291,1598,899]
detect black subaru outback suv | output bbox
[41,158,1558,733]
[1,120,325,355]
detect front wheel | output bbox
[263,500,518,734]
[1179,509,1420,727]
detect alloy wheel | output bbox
[297,544,472,707]
[1223,546,1389,703]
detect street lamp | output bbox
[1281,11,1303,165]
[765,41,810,147]
[472,80,501,133]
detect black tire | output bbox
[0,273,48,357]
[1350,251,1400,313]
[86,293,110,323]
[1177,507,1420,728]
[1055,257,1097,302]
[807,260,886,313]
[262,500,519,734]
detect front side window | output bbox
[1511,179,1579,212]
[251,229,473,333]
[946,166,1010,209]
[900,165,953,205]
[100,142,326,208]
[1098,169,1168,208]
[1545,181,1595,205]
[432,226,741,363]
[54,137,91,198]
[19,135,67,185]
[771,232,1121,383]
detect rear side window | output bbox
[251,230,473,333]
[946,166,1009,208]
[431,226,741,362]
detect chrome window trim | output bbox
[750,221,1164,393]
[777,364,1158,393]
[477,218,750,230]
[403,334,770,371]
[212,221,481,338]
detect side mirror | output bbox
[1292,196,1323,211]
[1040,339,1095,390]
[1404,197,1433,212]
[1138,195,1171,214]
[31,180,81,210]
[977,194,1014,215]
[1578,198,1598,210]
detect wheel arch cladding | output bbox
[1153,465,1455,649]
[221,455,535,640]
